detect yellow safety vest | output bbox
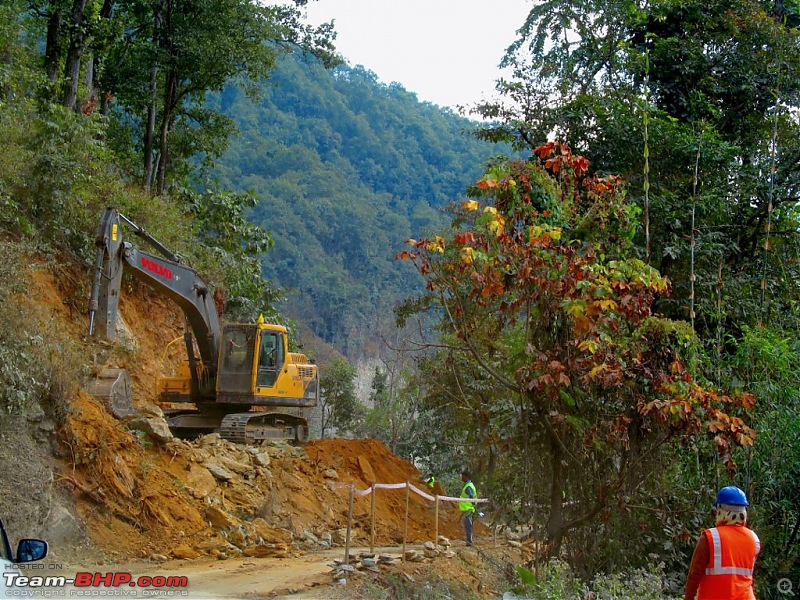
[459,481,477,513]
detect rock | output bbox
[360,558,377,567]
[195,537,227,552]
[246,448,270,468]
[251,518,292,545]
[217,455,255,476]
[137,402,164,418]
[322,469,338,479]
[171,544,200,560]
[303,530,320,544]
[42,505,84,545]
[423,547,439,558]
[357,456,375,482]
[438,536,451,547]
[205,506,236,530]
[229,527,248,548]
[377,554,401,564]
[423,541,437,550]
[331,528,348,545]
[126,417,173,443]
[197,433,221,447]
[183,463,217,497]
[149,554,168,563]
[243,544,291,558]
[333,564,355,573]
[206,463,235,482]
[507,540,523,548]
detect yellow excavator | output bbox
[87,207,318,443]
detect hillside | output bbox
[211,54,504,356]
[0,259,536,599]
[9,265,470,565]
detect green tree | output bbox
[177,185,279,321]
[318,358,361,438]
[727,326,800,585]
[401,145,756,567]
[477,0,800,340]
[25,0,339,193]
[361,366,417,456]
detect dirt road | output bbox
[45,547,384,600]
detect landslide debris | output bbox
[20,264,467,566]
[60,392,465,562]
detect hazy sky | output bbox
[303,0,532,110]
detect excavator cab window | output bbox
[218,325,257,394]
[257,331,284,388]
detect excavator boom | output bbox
[89,207,220,368]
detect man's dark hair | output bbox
[461,469,471,479]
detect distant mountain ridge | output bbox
[211,53,501,358]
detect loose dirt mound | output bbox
[27,266,466,562]
[61,394,463,561]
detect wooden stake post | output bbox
[344,484,354,565]
[402,481,410,560]
[369,484,376,553]
[434,495,440,547]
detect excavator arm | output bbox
[88,207,221,400]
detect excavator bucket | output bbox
[86,368,134,420]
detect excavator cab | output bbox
[215,322,316,404]
[214,322,317,443]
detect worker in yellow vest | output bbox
[459,469,477,547]
[684,486,761,600]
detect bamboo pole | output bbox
[402,481,410,560]
[369,484,376,553]
[434,495,440,547]
[344,484,354,566]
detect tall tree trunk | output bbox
[44,8,63,96]
[155,69,177,195]
[90,0,115,109]
[545,427,565,557]
[61,0,89,111]
[143,7,162,192]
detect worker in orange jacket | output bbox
[684,486,761,600]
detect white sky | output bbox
[303,0,532,110]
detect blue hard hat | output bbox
[714,486,749,507]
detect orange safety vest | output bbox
[697,525,761,600]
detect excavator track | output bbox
[219,412,309,444]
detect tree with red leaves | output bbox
[399,142,755,561]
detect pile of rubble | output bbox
[63,394,464,561]
[328,536,460,582]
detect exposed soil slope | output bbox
[29,267,466,563]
